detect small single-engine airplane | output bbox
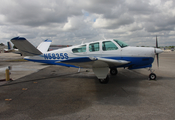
[4,42,19,53]
[11,36,163,84]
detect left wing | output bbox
[91,57,130,68]
[57,57,130,68]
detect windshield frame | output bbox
[113,39,128,48]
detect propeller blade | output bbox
[156,53,159,67]
[156,35,158,48]
[156,36,159,68]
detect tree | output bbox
[13,45,17,49]
[168,46,174,49]
[0,43,5,46]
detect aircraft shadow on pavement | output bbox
[0,67,159,119]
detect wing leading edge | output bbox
[93,57,130,68]
[57,57,130,68]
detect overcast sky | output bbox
[0,0,175,46]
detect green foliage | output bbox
[168,46,174,49]
[0,43,5,46]
[13,45,17,49]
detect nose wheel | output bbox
[148,68,157,80]
[149,73,156,80]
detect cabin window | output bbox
[89,42,99,52]
[72,45,86,53]
[102,41,118,51]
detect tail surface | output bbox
[37,39,52,53]
[11,37,42,56]
[7,42,12,50]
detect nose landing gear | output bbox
[149,73,156,80]
[148,68,157,80]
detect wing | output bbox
[56,57,130,68]
[92,57,130,68]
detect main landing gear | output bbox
[99,75,109,84]
[110,68,118,75]
[148,68,156,80]
[99,68,118,84]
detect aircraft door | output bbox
[88,42,102,57]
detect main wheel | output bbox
[99,76,109,84]
[149,73,156,80]
[110,68,118,75]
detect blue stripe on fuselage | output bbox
[24,58,79,68]
[56,56,154,68]
[122,56,154,67]
[61,57,92,63]
[25,56,154,69]
[101,56,154,67]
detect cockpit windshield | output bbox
[113,39,128,48]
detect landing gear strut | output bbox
[110,68,118,75]
[148,68,156,80]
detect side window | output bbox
[72,45,86,53]
[102,41,118,51]
[89,42,99,52]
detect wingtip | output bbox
[11,37,26,41]
[44,39,52,42]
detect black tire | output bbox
[149,73,156,80]
[110,68,118,75]
[99,76,109,84]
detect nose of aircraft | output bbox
[155,48,163,54]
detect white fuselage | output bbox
[24,39,162,69]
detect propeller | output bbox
[156,36,159,67]
[154,36,163,68]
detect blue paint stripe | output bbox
[25,56,154,69]
[24,58,79,68]
[101,56,154,68]
[61,57,92,63]
[7,42,11,49]
[44,39,52,42]
[11,37,26,40]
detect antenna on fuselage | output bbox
[81,38,86,45]
[100,34,106,40]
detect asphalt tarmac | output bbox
[0,52,175,120]
[0,53,49,84]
